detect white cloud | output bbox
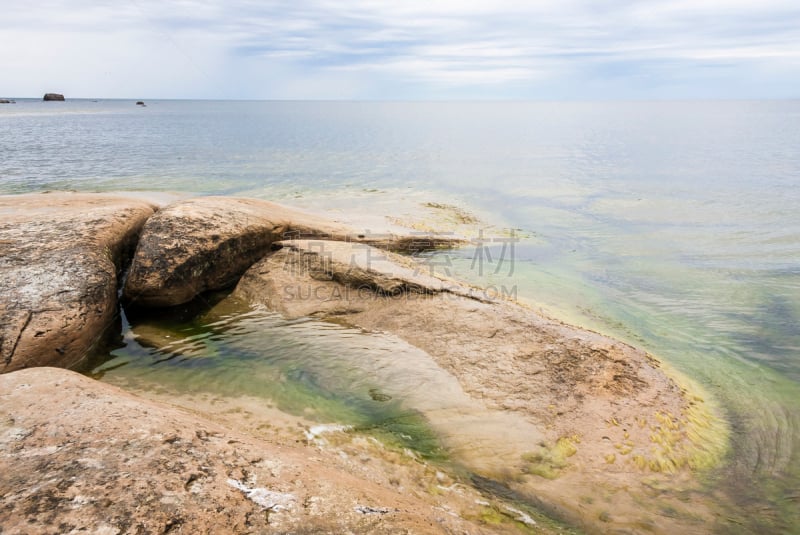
[1,0,798,98]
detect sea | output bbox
[2,98,799,532]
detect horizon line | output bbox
[3,96,799,103]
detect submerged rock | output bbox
[0,367,487,534]
[42,93,65,101]
[0,193,156,372]
[123,196,461,308]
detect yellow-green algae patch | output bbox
[593,361,730,477]
[635,365,730,475]
[521,436,580,480]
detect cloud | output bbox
[1,0,798,98]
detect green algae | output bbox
[92,295,449,461]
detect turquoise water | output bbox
[3,99,799,532]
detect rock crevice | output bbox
[0,193,157,372]
[123,196,461,308]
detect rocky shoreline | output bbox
[2,367,528,534]
[1,191,730,533]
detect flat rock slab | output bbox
[0,368,486,534]
[235,239,727,532]
[0,193,157,373]
[123,196,461,308]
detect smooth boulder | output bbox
[123,196,459,308]
[0,193,157,372]
[42,93,65,101]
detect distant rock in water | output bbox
[0,99,14,104]
[136,101,146,106]
[43,93,65,101]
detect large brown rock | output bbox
[0,193,157,373]
[234,239,730,533]
[123,196,460,308]
[42,93,65,101]
[0,367,496,534]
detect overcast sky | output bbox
[2,0,799,99]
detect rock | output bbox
[280,239,448,294]
[136,101,146,106]
[234,239,458,314]
[0,99,14,104]
[234,239,729,532]
[42,93,65,101]
[235,240,690,412]
[0,193,157,373]
[123,196,461,308]
[0,367,484,534]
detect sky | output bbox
[2,0,799,100]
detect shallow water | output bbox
[432,238,800,532]
[3,98,799,532]
[95,296,545,473]
[96,300,443,458]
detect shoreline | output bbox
[1,191,732,533]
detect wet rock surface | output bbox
[0,193,156,373]
[123,196,461,308]
[0,367,519,535]
[235,239,729,533]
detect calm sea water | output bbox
[2,99,799,532]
